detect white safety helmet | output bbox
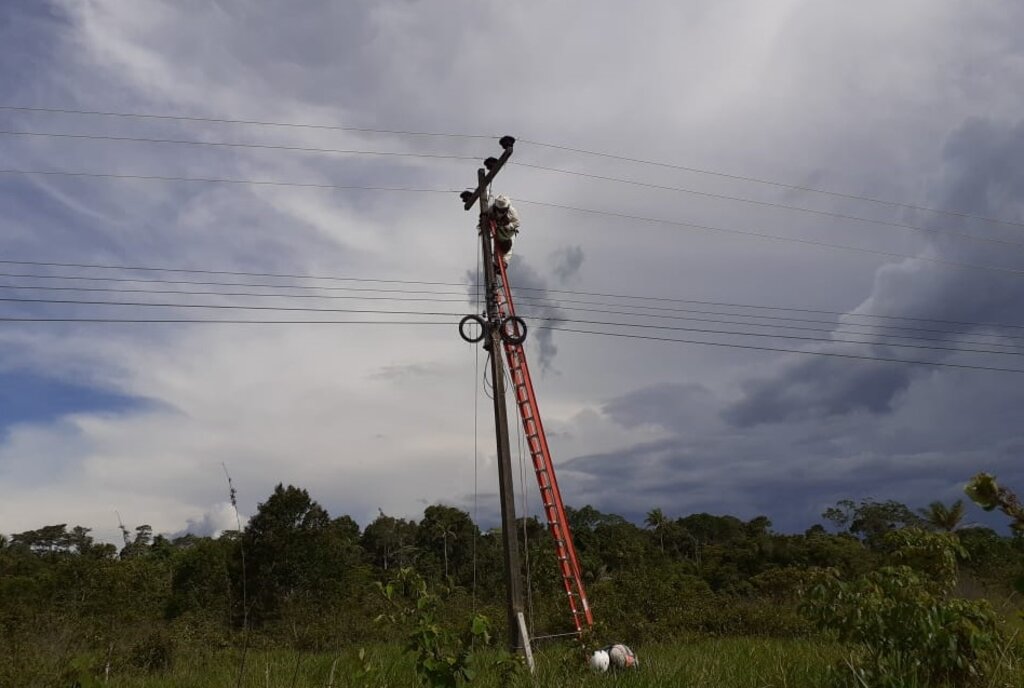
[589,650,610,672]
[493,194,511,211]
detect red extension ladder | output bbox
[493,248,594,634]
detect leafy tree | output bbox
[417,505,476,583]
[823,498,923,542]
[120,525,154,559]
[10,524,72,555]
[362,510,419,572]
[242,483,361,623]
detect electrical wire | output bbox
[2,314,1020,373]
[5,161,1023,274]
[6,279,1020,347]
[513,161,1024,251]
[516,198,1024,279]
[0,129,481,161]
[6,127,1017,251]
[0,168,460,193]
[0,105,496,139]
[4,103,1020,230]
[536,325,1024,374]
[4,278,1019,352]
[3,259,1023,335]
[518,138,1024,231]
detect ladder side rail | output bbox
[496,256,594,628]
[495,259,586,589]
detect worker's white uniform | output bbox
[479,196,520,260]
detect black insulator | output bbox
[499,135,516,150]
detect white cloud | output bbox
[1,1,1022,539]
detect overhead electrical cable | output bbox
[0,105,495,139]
[2,128,1015,250]
[513,162,1024,251]
[3,259,1024,334]
[4,164,1024,275]
[516,198,1024,279]
[3,103,1021,229]
[0,168,459,194]
[0,129,481,161]
[1,295,1019,358]
[1,314,1019,374]
[2,280,1019,348]
[537,326,1024,375]
[517,139,1024,231]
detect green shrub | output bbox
[804,528,1002,687]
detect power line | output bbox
[4,278,1020,347]
[518,139,1024,231]
[4,277,1019,345]
[8,127,1017,251]
[517,198,1024,279]
[540,326,1024,375]
[513,162,1024,251]
[531,316,1022,358]
[4,162,1019,274]
[4,259,1024,334]
[7,166,1023,276]
[4,103,1020,230]
[0,316,453,325]
[1,294,1018,357]
[6,162,1024,276]
[2,312,1016,374]
[0,168,459,194]
[0,129,480,162]
[0,105,495,140]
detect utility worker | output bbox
[480,194,520,266]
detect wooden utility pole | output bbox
[460,137,530,655]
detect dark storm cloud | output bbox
[566,371,1024,531]
[725,358,912,426]
[560,117,1024,530]
[602,382,718,431]
[724,116,1024,428]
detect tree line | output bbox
[1,482,1022,684]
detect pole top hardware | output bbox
[499,135,516,151]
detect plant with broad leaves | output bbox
[377,567,491,687]
[803,528,1002,687]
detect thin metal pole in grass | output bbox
[222,463,250,688]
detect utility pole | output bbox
[459,137,530,656]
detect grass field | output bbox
[56,636,1016,688]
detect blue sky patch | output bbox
[0,370,141,432]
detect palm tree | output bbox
[645,508,668,553]
[918,500,967,532]
[435,521,458,579]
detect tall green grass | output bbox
[41,635,1024,687]
[95,638,840,688]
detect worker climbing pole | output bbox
[457,137,594,665]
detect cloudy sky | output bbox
[1,1,1023,542]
